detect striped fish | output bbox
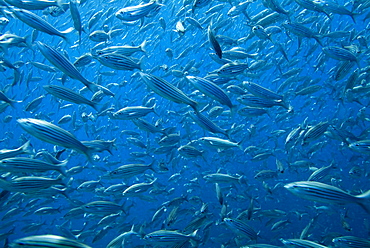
[238,106,270,118]
[333,236,370,248]
[224,218,258,240]
[102,162,155,179]
[301,121,329,145]
[284,181,370,213]
[139,72,198,111]
[96,41,147,56]
[322,46,358,64]
[186,76,234,111]
[0,157,67,176]
[4,0,62,10]
[241,245,280,248]
[237,95,288,109]
[280,239,328,248]
[9,234,91,248]
[11,8,73,41]
[95,53,141,71]
[17,118,94,160]
[189,111,230,138]
[43,85,98,110]
[36,42,114,96]
[208,24,222,59]
[178,145,204,158]
[81,201,123,215]
[115,0,161,21]
[349,140,370,155]
[243,81,283,101]
[308,161,336,181]
[144,229,198,244]
[216,63,249,77]
[282,21,323,46]
[0,176,65,193]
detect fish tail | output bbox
[86,82,99,93]
[238,175,247,185]
[140,40,147,53]
[229,104,237,118]
[56,0,65,9]
[138,55,145,71]
[20,140,33,155]
[90,101,99,111]
[191,101,199,112]
[58,160,69,177]
[83,147,95,163]
[357,189,370,213]
[61,27,74,44]
[314,36,323,46]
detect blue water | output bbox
[0,0,369,247]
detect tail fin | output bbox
[61,27,75,44]
[20,140,33,155]
[58,160,69,177]
[357,189,370,214]
[140,40,147,53]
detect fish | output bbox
[4,0,63,10]
[9,234,92,248]
[94,53,142,71]
[280,239,328,248]
[17,118,94,160]
[0,157,67,176]
[115,0,162,22]
[139,72,198,111]
[102,161,155,179]
[199,137,242,150]
[144,229,198,244]
[43,85,98,110]
[186,76,235,112]
[36,42,114,97]
[284,181,370,213]
[10,7,73,42]
[224,218,258,241]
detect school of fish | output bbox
[0,0,369,247]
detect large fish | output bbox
[17,118,94,160]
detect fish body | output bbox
[144,229,198,244]
[103,162,154,179]
[139,72,198,111]
[115,0,161,21]
[11,8,72,41]
[17,118,93,160]
[43,85,98,110]
[9,234,91,248]
[199,137,242,150]
[4,0,62,10]
[0,157,67,176]
[186,76,233,110]
[285,181,370,213]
